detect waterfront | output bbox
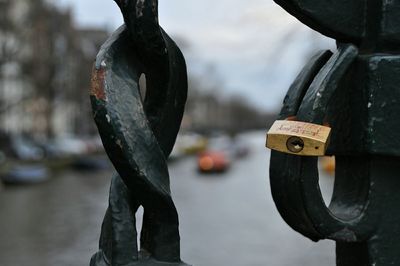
[0,132,335,266]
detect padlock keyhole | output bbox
[286,136,305,153]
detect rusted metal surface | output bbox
[90,67,107,101]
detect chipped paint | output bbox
[136,0,145,17]
[115,139,123,148]
[329,228,357,242]
[90,66,107,101]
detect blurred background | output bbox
[0,0,337,265]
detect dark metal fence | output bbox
[89,0,400,265]
[89,0,189,265]
[268,0,400,265]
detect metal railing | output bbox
[89,0,189,265]
[89,0,400,265]
[269,0,400,265]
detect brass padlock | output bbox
[266,120,331,156]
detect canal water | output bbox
[0,132,335,266]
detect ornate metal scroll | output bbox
[270,0,400,265]
[89,0,189,265]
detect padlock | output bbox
[266,120,331,156]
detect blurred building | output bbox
[0,0,31,134]
[184,83,275,134]
[0,0,108,140]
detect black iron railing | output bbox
[89,0,400,265]
[269,0,400,265]
[89,0,189,265]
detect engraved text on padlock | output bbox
[266,120,331,156]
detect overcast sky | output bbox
[54,0,334,112]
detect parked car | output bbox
[51,136,89,156]
[10,135,45,161]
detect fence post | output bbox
[268,0,400,265]
[88,1,189,265]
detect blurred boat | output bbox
[230,136,251,158]
[321,156,335,175]
[169,133,208,161]
[197,151,230,173]
[178,133,208,155]
[71,156,110,171]
[1,165,49,185]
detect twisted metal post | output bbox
[89,1,189,265]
